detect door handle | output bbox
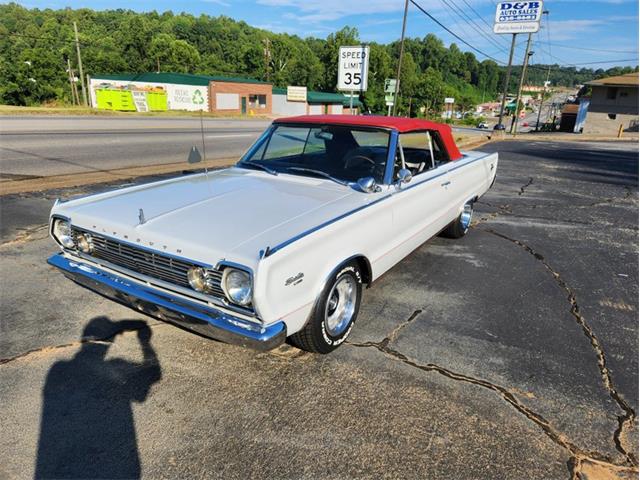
[440,181,451,187]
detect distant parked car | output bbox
[477,121,489,129]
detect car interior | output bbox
[245,125,451,185]
[394,131,450,179]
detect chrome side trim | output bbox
[264,194,393,257]
[264,152,491,258]
[47,253,285,351]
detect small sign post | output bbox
[444,97,455,120]
[338,46,370,115]
[384,79,397,116]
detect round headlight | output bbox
[77,233,94,253]
[222,268,252,306]
[52,218,75,249]
[187,267,208,292]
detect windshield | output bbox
[238,124,390,184]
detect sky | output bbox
[19,0,640,68]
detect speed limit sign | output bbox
[338,46,369,92]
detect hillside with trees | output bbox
[0,3,637,114]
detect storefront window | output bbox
[248,94,267,108]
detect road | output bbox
[0,115,487,180]
[0,139,637,479]
[0,116,270,179]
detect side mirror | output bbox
[396,168,412,186]
[357,176,379,193]
[187,146,202,164]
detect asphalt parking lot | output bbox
[0,139,637,479]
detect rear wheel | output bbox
[442,200,474,239]
[290,262,362,354]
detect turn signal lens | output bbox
[187,267,208,292]
[76,233,94,253]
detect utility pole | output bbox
[511,33,533,135]
[535,10,550,132]
[495,33,517,131]
[66,58,79,105]
[392,0,409,116]
[73,22,88,107]
[263,38,271,82]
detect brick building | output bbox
[89,72,272,114]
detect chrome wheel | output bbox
[324,275,357,336]
[460,201,473,231]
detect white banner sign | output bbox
[132,91,149,112]
[167,85,208,111]
[494,1,543,34]
[287,86,307,102]
[338,46,369,92]
[444,97,455,104]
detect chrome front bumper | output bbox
[47,253,286,351]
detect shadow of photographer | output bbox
[35,316,162,479]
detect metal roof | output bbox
[272,87,362,107]
[587,72,639,87]
[92,72,269,86]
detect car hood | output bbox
[54,168,363,266]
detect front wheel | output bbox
[290,263,362,354]
[442,200,474,239]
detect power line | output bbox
[409,0,504,64]
[459,0,510,46]
[569,59,638,66]
[544,42,638,54]
[438,0,507,52]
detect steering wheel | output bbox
[344,155,376,170]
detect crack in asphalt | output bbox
[483,228,638,467]
[348,311,637,477]
[348,323,609,464]
[0,321,164,365]
[519,177,534,196]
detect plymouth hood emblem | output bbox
[138,208,146,225]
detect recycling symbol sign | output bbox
[192,89,205,105]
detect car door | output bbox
[376,132,454,274]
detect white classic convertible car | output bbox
[48,115,498,353]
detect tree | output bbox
[0,3,636,107]
[149,34,200,73]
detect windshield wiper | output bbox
[284,167,349,186]
[238,160,278,176]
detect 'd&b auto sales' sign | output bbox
[493,1,543,34]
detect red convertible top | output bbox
[274,114,462,161]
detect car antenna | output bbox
[200,109,209,177]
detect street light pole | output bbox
[495,33,517,131]
[392,0,409,116]
[511,33,533,136]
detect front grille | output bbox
[71,227,225,298]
